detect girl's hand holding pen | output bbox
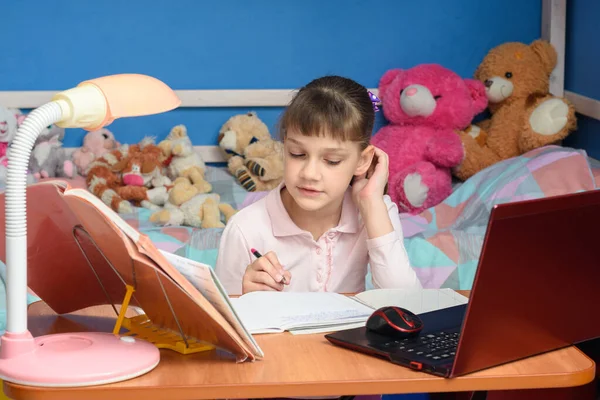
[242,249,292,294]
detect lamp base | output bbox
[0,331,160,387]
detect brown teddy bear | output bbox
[217,112,284,192]
[453,39,578,181]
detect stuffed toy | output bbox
[453,39,578,181]
[0,107,19,180]
[218,111,284,192]
[86,138,169,213]
[0,107,36,184]
[371,64,487,214]
[158,125,212,193]
[114,139,172,210]
[28,123,76,179]
[149,178,236,228]
[0,106,20,166]
[72,128,120,176]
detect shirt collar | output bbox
[266,182,359,237]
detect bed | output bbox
[0,0,598,320]
[113,146,599,293]
[2,145,594,312]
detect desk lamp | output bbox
[0,74,181,387]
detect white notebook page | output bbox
[354,288,468,314]
[229,291,374,334]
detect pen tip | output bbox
[250,248,257,253]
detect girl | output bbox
[215,75,421,295]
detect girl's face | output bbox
[283,130,373,213]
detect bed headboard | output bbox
[0,89,348,163]
[0,88,379,163]
[0,89,328,163]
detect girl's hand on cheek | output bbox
[352,147,389,210]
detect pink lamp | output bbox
[0,74,181,387]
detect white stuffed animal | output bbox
[158,125,212,193]
[0,107,34,184]
[28,124,76,179]
[0,106,20,168]
[149,179,236,228]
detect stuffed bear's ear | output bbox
[465,79,488,114]
[141,160,158,174]
[530,39,557,76]
[112,159,128,173]
[378,69,402,100]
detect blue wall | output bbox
[565,0,600,100]
[563,0,600,159]
[1,1,541,148]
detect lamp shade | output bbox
[78,74,181,130]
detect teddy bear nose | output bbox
[405,87,418,97]
[219,130,237,150]
[484,79,494,88]
[123,174,144,186]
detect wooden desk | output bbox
[4,292,596,400]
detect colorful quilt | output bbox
[117,146,600,292]
[397,145,598,291]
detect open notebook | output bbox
[153,246,469,336]
[0,180,262,362]
[151,239,469,336]
[229,288,469,335]
[147,242,469,336]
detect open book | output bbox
[228,288,469,335]
[0,180,262,362]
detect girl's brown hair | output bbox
[278,75,375,149]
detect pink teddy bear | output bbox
[371,64,487,214]
[72,128,120,176]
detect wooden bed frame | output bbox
[0,0,597,163]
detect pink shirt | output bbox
[214,183,422,295]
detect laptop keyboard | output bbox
[375,331,460,361]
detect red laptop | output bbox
[325,189,600,378]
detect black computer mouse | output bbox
[366,306,424,338]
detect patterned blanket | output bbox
[103,146,600,291]
[0,146,598,334]
[399,145,599,290]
